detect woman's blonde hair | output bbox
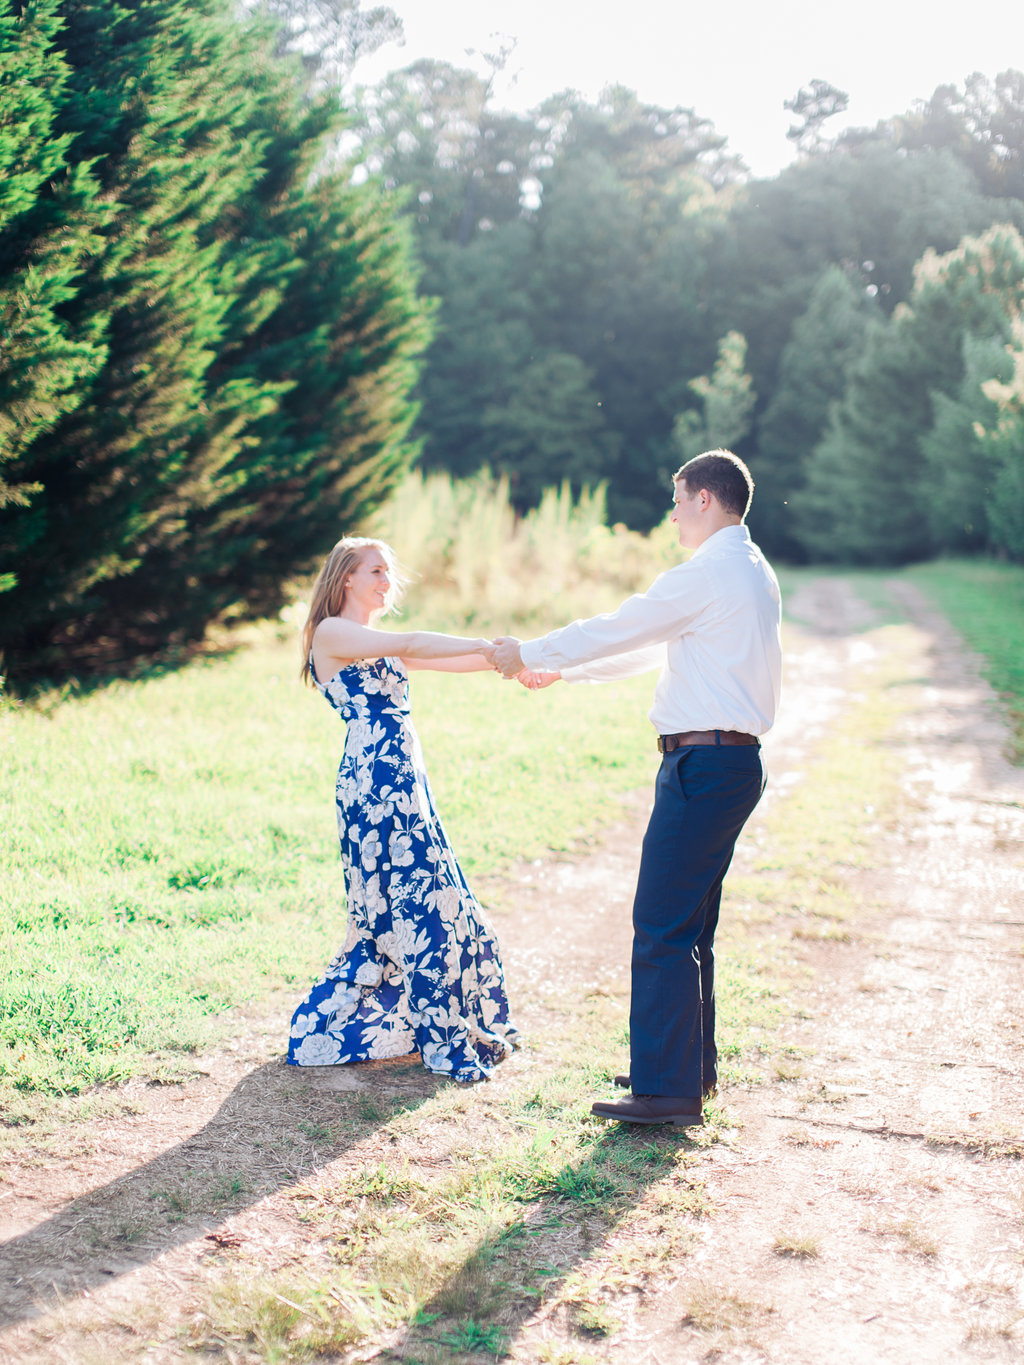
[299,537,405,683]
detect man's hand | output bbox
[492,636,524,678]
[516,670,561,690]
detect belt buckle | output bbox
[657,735,667,754]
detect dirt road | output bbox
[1,577,1022,1363]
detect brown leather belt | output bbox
[658,730,759,753]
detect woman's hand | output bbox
[516,669,561,690]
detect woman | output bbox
[287,536,519,1082]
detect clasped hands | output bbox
[479,637,559,690]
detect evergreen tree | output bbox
[751,267,879,559]
[0,0,427,680]
[713,140,1023,416]
[795,224,1024,563]
[892,70,1024,202]
[481,350,619,511]
[979,319,1024,558]
[0,0,108,525]
[920,333,1011,552]
[672,332,755,463]
[353,72,727,528]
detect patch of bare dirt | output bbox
[1,577,1023,1363]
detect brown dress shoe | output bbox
[614,1074,717,1099]
[591,1093,704,1126]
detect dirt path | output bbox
[1,577,1023,1362]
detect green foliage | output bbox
[0,0,109,515]
[358,74,727,529]
[751,267,879,560]
[795,223,1024,563]
[919,334,1011,552]
[890,70,1024,201]
[348,58,1024,549]
[978,319,1024,558]
[672,331,756,464]
[712,140,1016,409]
[482,351,619,510]
[0,0,428,683]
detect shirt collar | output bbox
[689,523,750,560]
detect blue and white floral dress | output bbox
[288,656,519,1082]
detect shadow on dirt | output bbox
[0,1056,437,1330]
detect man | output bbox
[493,450,782,1127]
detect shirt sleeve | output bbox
[559,642,667,684]
[519,562,709,672]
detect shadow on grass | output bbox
[4,630,252,709]
[385,1110,712,1363]
[0,1055,439,1331]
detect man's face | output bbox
[669,480,703,548]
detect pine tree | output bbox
[979,319,1024,558]
[920,333,1011,552]
[0,0,108,528]
[795,224,1024,563]
[672,331,756,464]
[0,0,427,680]
[751,267,878,560]
[481,350,619,511]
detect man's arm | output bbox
[499,566,706,677]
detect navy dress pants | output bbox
[629,743,766,1099]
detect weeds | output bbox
[434,1318,510,1355]
[867,1217,940,1257]
[772,1232,821,1258]
[681,1283,773,1332]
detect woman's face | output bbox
[344,548,391,618]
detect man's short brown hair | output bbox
[674,449,754,519]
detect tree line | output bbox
[355,63,1024,563]
[2,0,1023,684]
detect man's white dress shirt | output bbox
[519,524,782,736]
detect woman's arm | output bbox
[405,652,494,673]
[314,617,493,671]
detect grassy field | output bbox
[0,632,655,1109]
[3,554,1023,1114]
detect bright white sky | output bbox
[353,0,1024,177]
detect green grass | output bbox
[907,558,1024,756]
[0,630,656,1102]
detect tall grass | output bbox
[365,470,680,631]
